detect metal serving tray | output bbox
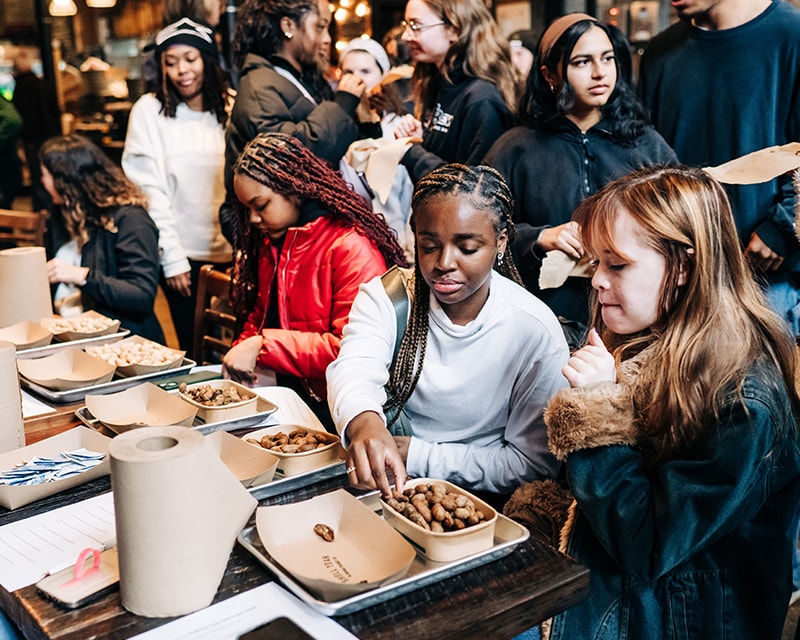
[247,458,346,500]
[20,357,197,404]
[74,394,280,436]
[237,492,529,616]
[15,330,131,360]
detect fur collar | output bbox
[544,350,648,461]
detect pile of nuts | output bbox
[179,383,250,406]
[384,482,489,533]
[87,340,181,367]
[246,427,337,454]
[48,315,117,335]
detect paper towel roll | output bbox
[0,247,53,328]
[109,426,256,617]
[0,341,24,453]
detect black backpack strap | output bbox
[380,265,410,364]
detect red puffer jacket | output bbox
[234,215,388,399]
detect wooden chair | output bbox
[0,209,46,247]
[193,264,238,365]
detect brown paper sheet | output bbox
[539,251,594,290]
[347,137,421,204]
[703,143,800,184]
[109,426,256,617]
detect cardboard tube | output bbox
[0,247,53,328]
[0,341,24,453]
[109,426,256,617]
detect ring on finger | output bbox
[346,466,357,474]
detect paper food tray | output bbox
[20,358,196,404]
[15,330,131,360]
[237,492,529,616]
[75,395,279,436]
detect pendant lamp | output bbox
[48,0,77,16]
[86,0,117,7]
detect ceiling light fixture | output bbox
[48,0,77,16]
[86,0,117,7]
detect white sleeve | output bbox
[326,277,396,442]
[121,96,189,278]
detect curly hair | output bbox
[154,49,229,125]
[410,0,520,119]
[574,165,800,463]
[229,132,408,315]
[383,163,522,421]
[520,18,650,145]
[40,135,148,247]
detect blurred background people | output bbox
[0,95,22,210]
[11,48,61,213]
[123,17,232,359]
[508,28,538,79]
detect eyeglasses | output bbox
[401,20,446,36]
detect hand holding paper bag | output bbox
[109,427,256,617]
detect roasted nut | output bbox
[313,523,335,542]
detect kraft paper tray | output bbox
[20,357,196,404]
[15,330,131,360]
[237,491,530,616]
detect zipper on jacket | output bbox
[580,134,592,196]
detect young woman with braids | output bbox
[222,132,407,429]
[123,17,232,358]
[219,0,369,242]
[41,135,164,343]
[327,164,568,503]
[392,0,520,184]
[483,14,676,348]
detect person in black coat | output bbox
[40,135,165,343]
[483,14,676,347]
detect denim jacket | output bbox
[543,355,800,640]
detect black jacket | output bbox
[402,63,514,184]
[79,205,164,343]
[484,115,677,324]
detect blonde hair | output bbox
[411,0,520,119]
[574,165,799,462]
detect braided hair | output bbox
[40,135,148,248]
[383,164,522,421]
[230,132,408,315]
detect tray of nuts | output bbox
[236,487,529,616]
[242,425,343,477]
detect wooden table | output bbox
[3,397,590,640]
